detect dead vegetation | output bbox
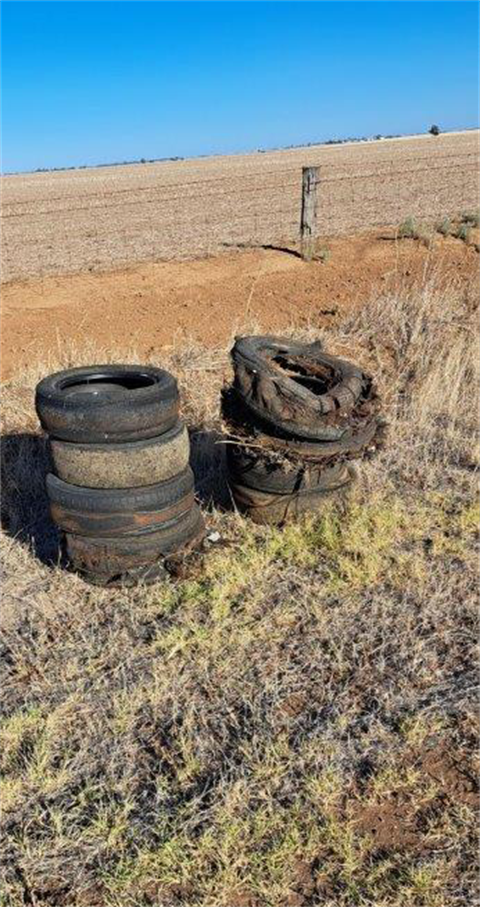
[1,275,479,906]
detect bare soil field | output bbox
[1,130,478,282]
[2,228,479,380]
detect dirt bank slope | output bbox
[2,230,478,380]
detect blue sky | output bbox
[1,1,478,173]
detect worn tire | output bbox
[49,421,189,488]
[36,364,179,443]
[242,416,381,461]
[229,472,355,525]
[47,467,195,537]
[227,443,353,493]
[222,387,347,443]
[65,505,205,585]
[231,335,368,440]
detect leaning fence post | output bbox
[300,166,319,261]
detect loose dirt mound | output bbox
[2,230,478,380]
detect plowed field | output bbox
[2,130,478,282]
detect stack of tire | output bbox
[35,365,205,585]
[222,336,384,525]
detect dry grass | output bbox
[1,131,478,281]
[1,278,479,906]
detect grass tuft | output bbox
[436,216,451,236]
[397,216,433,247]
[455,222,472,244]
[315,245,331,263]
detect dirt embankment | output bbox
[2,230,478,380]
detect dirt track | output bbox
[2,229,478,380]
[2,131,478,282]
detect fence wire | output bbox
[1,150,479,281]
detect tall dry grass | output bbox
[1,277,478,907]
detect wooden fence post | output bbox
[300,166,319,261]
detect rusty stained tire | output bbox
[47,467,195,537]
[231,335,369,441]
[49,420,190,488]
[65,505,205,586]
[35,364,179,444]
[229,469,355,525]
[227,442,354,494]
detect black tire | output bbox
[47,467,195,537]
[65,505,205,585]
[49,421,190,488]
[230,335,369,440]
[35,364,179,444]
[241,416,382,461]
[227,443,353,493]
[222,386,348,442]
[229,472,355,525]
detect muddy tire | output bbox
[47,467,195,537]
[229,472,355,525]
[65,505,205,586]
[49,421,189,488]
[35,364,179,443]
[227,443,354,493]
[230,335,368,440]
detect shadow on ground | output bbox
[221,240,302,259]
[1,432,61,565]
[189,428,233,511]
[1,428,233,569]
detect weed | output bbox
[436,216,451,236]
[398,215,417,238]
[456,222,472,243]
[397,217,433,247]
[315,245,331,263]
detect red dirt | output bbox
[417,740,479,808]
[353,797,423,851]
[352,738,479,853]
[2,230,478,381]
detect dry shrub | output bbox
[339,280,479,481]
[1,278,478,907]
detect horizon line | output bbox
[2,125,479,178]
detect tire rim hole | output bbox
[272,355,334,395]
[60,373,156,396]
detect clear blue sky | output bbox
[1,1,478,173]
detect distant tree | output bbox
[429,124,440,136]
